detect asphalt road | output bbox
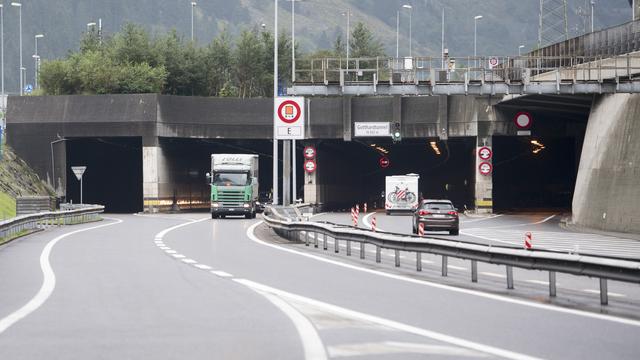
[1,212,639,359]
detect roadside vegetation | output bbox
[39,22,385,98]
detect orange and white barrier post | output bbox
[371,216,377,232]
[525,232,533,250]
[418,222,425,237]
[364,203,368,213]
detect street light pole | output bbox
[191,2,197,42]
[395,11,399,58]
[11,2,22,95]
[402,4,412,58]
[291,0,295,83]
[474,15,483,67]
[34,34,43,89]
[344,8,350,71]
[441,8,445,69]
[590,0,595,33]
[0,4,4,101]
[273,0,279,206]
[518,45,525,56]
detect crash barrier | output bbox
[0,205,105,243]
[263,207,640,306]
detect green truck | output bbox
[206,154,259,219]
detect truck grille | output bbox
[218,189,245,207]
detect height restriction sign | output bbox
[274,97,305,140]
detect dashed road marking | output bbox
[165,250,177,254]
[172,254,186,259]
[182,259,197,264]
[194,264,212,270]
[211,270,233,278]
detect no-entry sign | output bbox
[478,146,493,161]
[274,97,305,140]
[514,112,532,129]
[303,146,316,160]
[379,156,390,168]
[479,162,492,176]
[304,159,317,173]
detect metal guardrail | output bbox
[291,55,640,95]
[263,208,640,306]
[0,205,105,243]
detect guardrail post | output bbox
[346,240,351,256]
[394,250,400,267]
[360,242,365,259]
[323,234,328,250]
[314,232,319,248]
[506,266,514,289]
[416,252,422,272]
[471,260,478,283]
[600,278,608,305]
[441,256,448,277]
[376,246,381,263]
[334,237,339,253]
[549,271,557,297]
[305,231,310,246]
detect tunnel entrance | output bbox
[158,138,276,210]
[492,136,581,211]
[314,138,476,211]
[66,137,142,213]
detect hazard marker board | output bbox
[478,162,492,176]
[274,97,305,140]
[304,159,316,173]
[478,146,493,161]
[514,112,532,129]
[303,146,316,159]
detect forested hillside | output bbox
[0,0,632,94]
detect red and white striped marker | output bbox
[364,203,367,213]
[351,207,359,227]
[525,232,533,250]
[418,222,425,237]
[371,216,377,232]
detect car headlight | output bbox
[212,203,220,208]
[243,203,251,208]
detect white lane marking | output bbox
[247,221,640,327]
[525,280,550,286]
[466,214,556,230]
[194,264,212,270]
[182,259,197,264]
[210,270,233,278]
[460,214,504,223]
[0,218,124,335]
[165,250,177,254]
[238,279,328,360]
[159,246,170,250]
[327,341,487,358]
[480,272,506,279]
[448,265,467,271]
[235,278,541,360]
[582,289,626,298]
[172,254,186,259]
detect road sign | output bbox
[379,156,390,168]
[71,166,87,180]
[304,159,316,173]
[478,146,493,161]
[303,146,316,159]
[488,57,499,69]
[24,84,33,94]
[514,111,532,129]
[354,122,390,137]
[274,97,305,140]
[478,162,492,176]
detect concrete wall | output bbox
[572,94,640,233]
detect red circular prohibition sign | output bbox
[278,100,302,124]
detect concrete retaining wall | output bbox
[572,94,640,233]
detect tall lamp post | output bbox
[1,4,4,101]
[34,34,43,89]
[474,15,483,67]
[273,0,279,205]
[402,4,413,58]
[191,1,197,42]
[342,9,351,71]
[518,45,525,56]
[11,2,22,95]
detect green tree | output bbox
[234,29,264,98]
[349,22,385,58]
[205,30,234,96]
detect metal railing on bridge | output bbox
[264,206,640,306]
[290,54,640,96]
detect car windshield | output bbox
[213,172,249,186]
[423,202,454,210]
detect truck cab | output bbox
[207,154,259,219]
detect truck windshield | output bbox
[213,172,249,186]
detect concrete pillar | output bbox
[142,137,169,213]
[475,136,493,214]
[343,96,352,141]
